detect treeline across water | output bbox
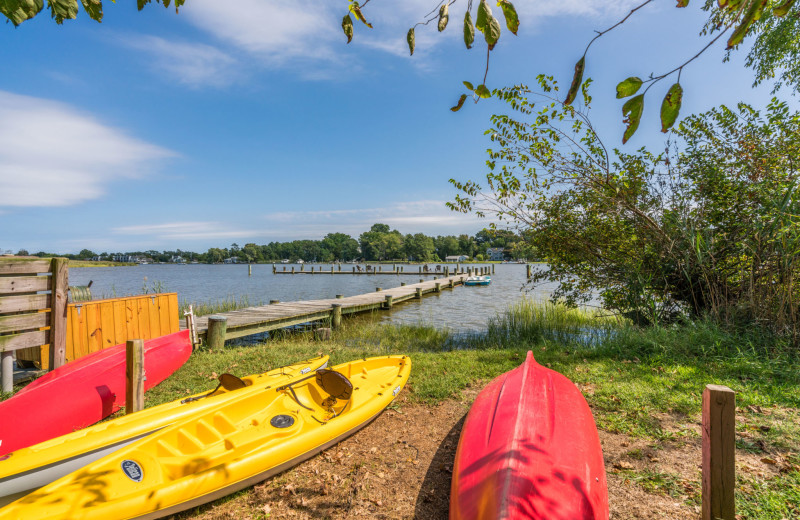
[22,224,538,264]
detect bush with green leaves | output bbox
[450,77,800,340]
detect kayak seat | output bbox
[315,369,353,401]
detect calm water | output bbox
[69,263,554,333]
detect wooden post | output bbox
[283,266,286,272]
[401,282,406,286]
[49,257,68,370]
[376,287,382,292]
[248,264,252,276]
[272,264,276,274]
[416,288,422,299]
[527,264,532,279]
[1,351,12,393]
[435,282,441,293]
[125,339,144,414]
[207,315,227,349]
[291,267,295,274]
[269,299,280,304]
[702,384,736,520]
[311,266,314,274]
[353,266,356,273]
[492,264,495,274]
[384,294,393,309]
[419,266,422,274]
[420,279,424,283]
[336,294,343,299]
[331,304,342,329]
[339,264,342,272]
[449,279,454,289]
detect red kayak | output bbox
[0,330,191,456]
[450,351,608,520]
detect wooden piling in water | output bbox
[384,294,393,309]
[125,339,144,414]
[416,288,422,299]
[336,294,343,299]
[435,282,441,293]
[269,300,280,304]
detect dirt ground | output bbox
[176,386,789,520]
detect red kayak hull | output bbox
[0,330,191,456]
[450,351,608,520]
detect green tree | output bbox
[404,233,435,262]
[77,248,95,259]
[450,78,800,336]
[321,233,359,261]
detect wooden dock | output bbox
[272,264,494,276]
[184,274,470,343]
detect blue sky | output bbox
[0,0,788,254]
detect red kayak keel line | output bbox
[0,330,192,456]
[451,351,608,520]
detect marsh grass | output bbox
[179,295,261,318]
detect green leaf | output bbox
[476,84,491,98]
[676,0,689,6]
[349,2,372,28]
[80,0,102,21]
[463,81,475,91]
[407,27,415,55]
[622,94,644,144]
[727,0,768,49]
[476,0,491,33]
[342,14,354,44]
[48,0,79,24]
[616,77,643,98]
[564,56,585,105]
[497,0,519,35]
[485,16,501,49]
[463,10,475,49]
[773,0,797,17]
[438,3,449,32]
[0,0,44,26]
[451,94,468,112]
[660,83,683,132]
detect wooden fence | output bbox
[0,257,68,391]
[17,292,179,370]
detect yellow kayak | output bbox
[0,355,410,520]
[0,355,329,507]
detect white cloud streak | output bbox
[0,91,175,208]
[114,221,260,241]
[119,35,239,88]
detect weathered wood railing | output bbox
[0,257,68,392]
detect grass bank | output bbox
[143,300,800,519]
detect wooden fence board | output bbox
[0,294,50,314]
[0,312,49,334]
[0,276,51,295]
[136,297,151,341]
[0,330,48,352]
[0,258,53,275]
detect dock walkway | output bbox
[185,274,469,342]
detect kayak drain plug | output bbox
[270,415,295,428]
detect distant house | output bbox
[486,247,505,261]
[223,256,240,264]
[445,255,468,262]
[171,255,187,264]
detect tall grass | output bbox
[179,295,261,318]
[484,299,622,347]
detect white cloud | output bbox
[0,91,175,208]
[120,35,239,88]
[183,0,340,65]
[262,200,491,238]
[114,221,259,241]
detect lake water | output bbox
[69,263,555,334]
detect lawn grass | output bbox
[8,298,799,517]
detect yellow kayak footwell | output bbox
[0,355,411,520]
[0,355,330,507]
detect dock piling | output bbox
[207,315,228,349]
[416,287,422,299]
[125,339,144,414]
[384,294,393,309]
[331,304,342,329]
